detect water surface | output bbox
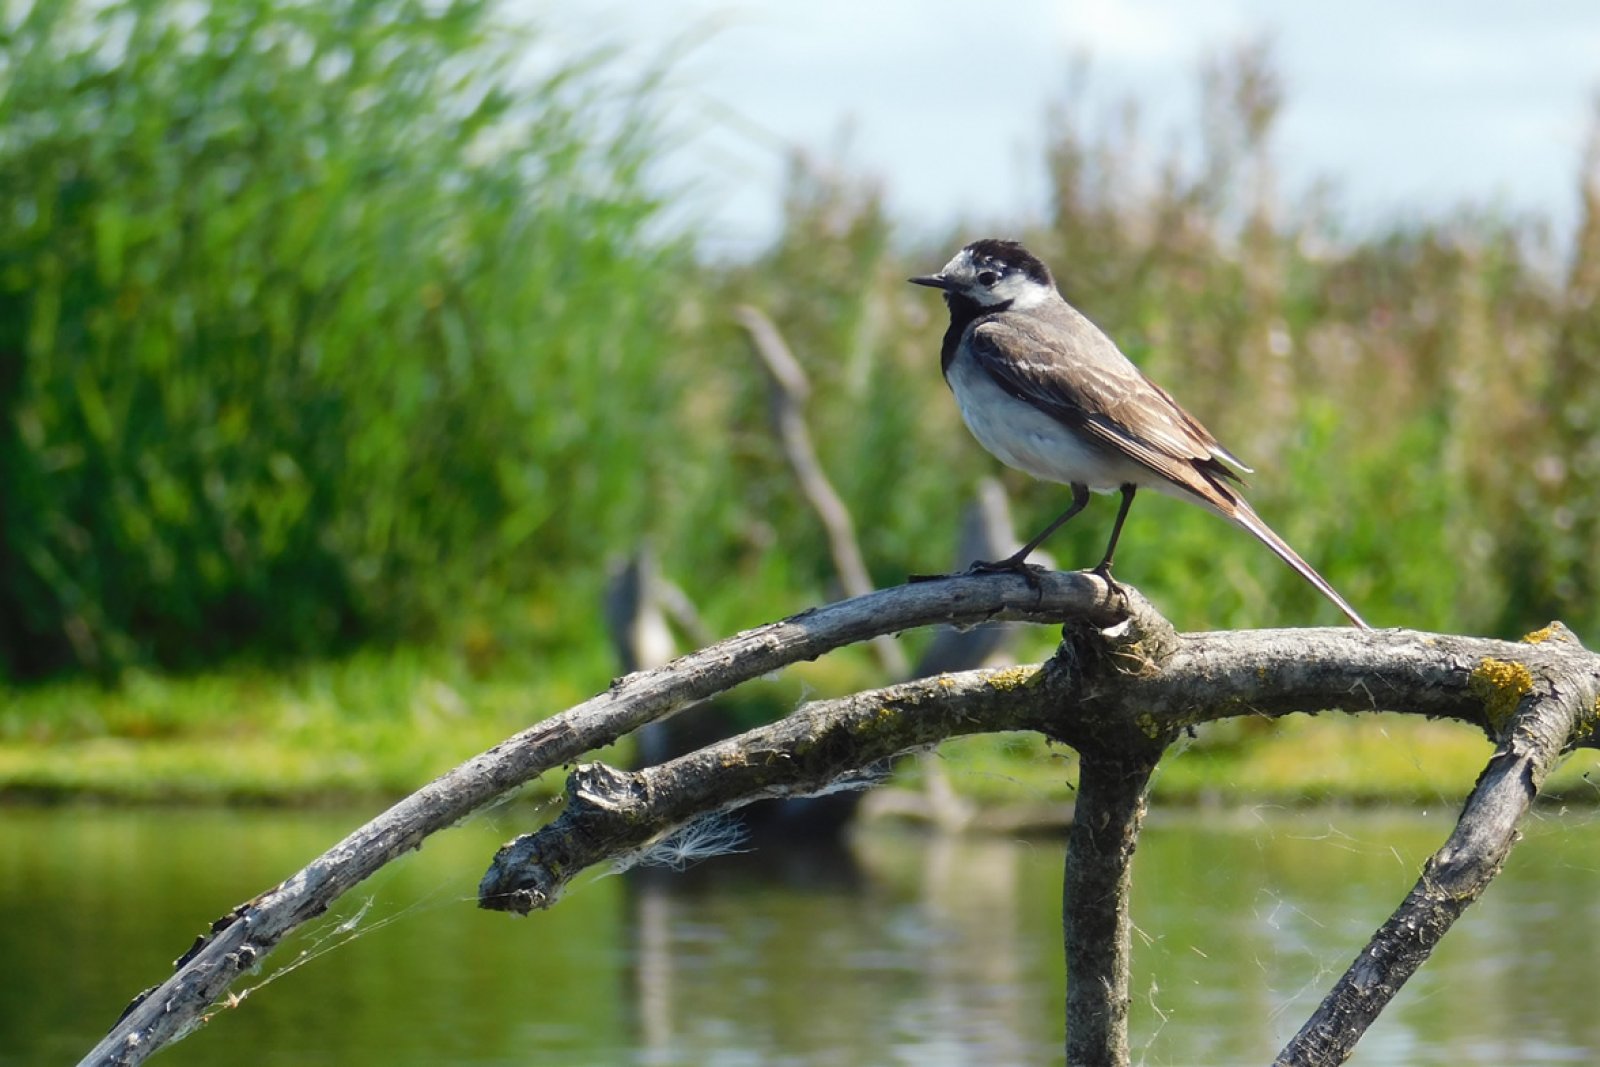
[7,804,1599,1065]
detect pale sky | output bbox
[534,0,1600,257]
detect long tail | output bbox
[1228,502,1370,630]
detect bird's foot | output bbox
[1088,560,1128,604]
[909,557,1051,589]
[967,556,1050,590]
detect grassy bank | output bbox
[6,643,1598,808]
[0,639,619,803]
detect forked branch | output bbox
[477,614,1600,1067]
[80,573,1117,1067]
[80,577,1600,1067]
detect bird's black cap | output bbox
[963,238,1054,288]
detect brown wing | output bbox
[968,307,1247,498]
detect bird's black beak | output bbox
[908,273,953,290]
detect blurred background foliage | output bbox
[0,0,694,679]
[2,1,1599,719]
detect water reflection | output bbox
[6,805,1600,1065]
[625,835,1060,1065]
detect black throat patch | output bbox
[940,293,1012,377]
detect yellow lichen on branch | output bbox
[985,666,1041,691]
[1469,658,1535,736]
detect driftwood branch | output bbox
[81,571,1600,1067]
[79,572,1118,1067]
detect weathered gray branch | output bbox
[1063,751,1160,1067]
[479,601,1175,910]
[485,624,1600,915]
[82,570,1600,1067]
[79,572,1117,1067]
[1274,625,1600,1067]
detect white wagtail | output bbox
[910,238,1370,629]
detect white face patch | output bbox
[990,271,1054,309]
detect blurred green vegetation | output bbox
[2,7,1599,800]
[0,0,694,677]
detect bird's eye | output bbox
[977,270,999,287]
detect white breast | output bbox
[946,350,1148,493]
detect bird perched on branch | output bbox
[910,238,1369,629]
